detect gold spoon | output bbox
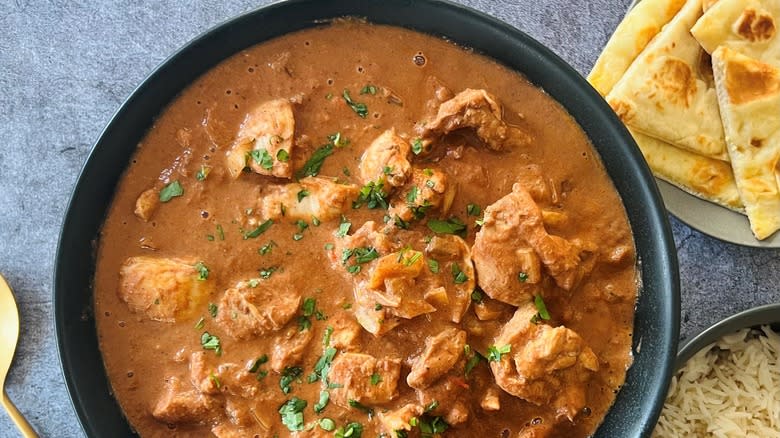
[0,274,38,437]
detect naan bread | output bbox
[712,47,780,239]
[607,0,729,161]
[692,0,780,66]
[630,128,744,211]
[589,0,687,96]
[589,0,741,211]
[703,0,720,11]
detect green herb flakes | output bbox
[487,344,511,362]
[296,143,334,179]
[250,148,274,170]
[280,366,303,394]
[342,89,368,118]
[353,180,388,210]
[466,203,481,216]
[159,180,183,202]
[427,258,440,274]
[411,138,423,155]
[314,390,330,414]
[243,219,274,239]
[427,217,466,235]
[200,332,222,356]
[276,148,290,162]
[370,373,382,386]
[360,84,378,95]
[451,263,468,284]
[279,397,307,431]
[208,303,218,318]
[195,165,210,181]
[194,261,209,281]
[297,189,310,202]
[319,417,336,431]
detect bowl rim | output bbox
[53,0,680,436]
[676,302,780,368]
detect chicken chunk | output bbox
[490,303,599,422]
[152,377,216,425]
[424,235,475,323]
[419,89,530,151]
[473,183,590,305]
[225,99,295,179]
[377,404,424,438]
[270,325,314,372]
[215,277,301,340]
[415,375,470,426]
[407,327,467,389]
[134,188,158,221]
[328,312,363,351]
[359,129,412,188]
[257,176,359,222]
[387,168,455,225]
[328,352,401,407]
[189,351,260,399]
[119,256,213,322]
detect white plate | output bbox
[622,0,780,248]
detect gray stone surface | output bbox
[0,0,778,436]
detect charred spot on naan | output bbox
[653,58,698,107]
[734,8,777,42]
[723,55,780,104]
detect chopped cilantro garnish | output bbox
[195,165,210,181]
[466,203,481,216]
[208,303,218,318]
[411,138,423,155]
[370,373,382,386]
[487,344,511,362]
[451,263,468,284]
[200,332,222,356]
[296,143,334,179]
[314,390,330,413]
[360,84,378,95]
[348,399,374,417]
[353,180,388,209]
[297,189,310,202]
[216,224,225,240]
[427,258,440,273]
[194,261,209,281]
[280,366,303,394]
[312,216,321,226]
[159,180,183,202]
[518,271,529,283]
[249,354,268,373]
[259,266,278,279]
[259,241,276,255]
[342,89,368,118]
[328,132,349,147]
[534,294,551,321]
[406,186,418,203]
[335,422,364,438]
[244,219,274,239]
[319,417,336,431]
[424,400,439,413]
[279,397,307,431]
[250,148,274,170]
[194,317,205,330]
[336,219,352,237]
[470,288,483,303]
[427,217,466,235]
[276,148,289,162]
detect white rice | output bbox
[653,325,780,438]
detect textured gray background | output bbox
[1,0,778,437]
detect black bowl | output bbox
[676,303,780,369]
[54,0,680,436]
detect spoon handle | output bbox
[2,391,38,438]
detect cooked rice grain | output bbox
[653,325,780,437]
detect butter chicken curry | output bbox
[94,21,638,438]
